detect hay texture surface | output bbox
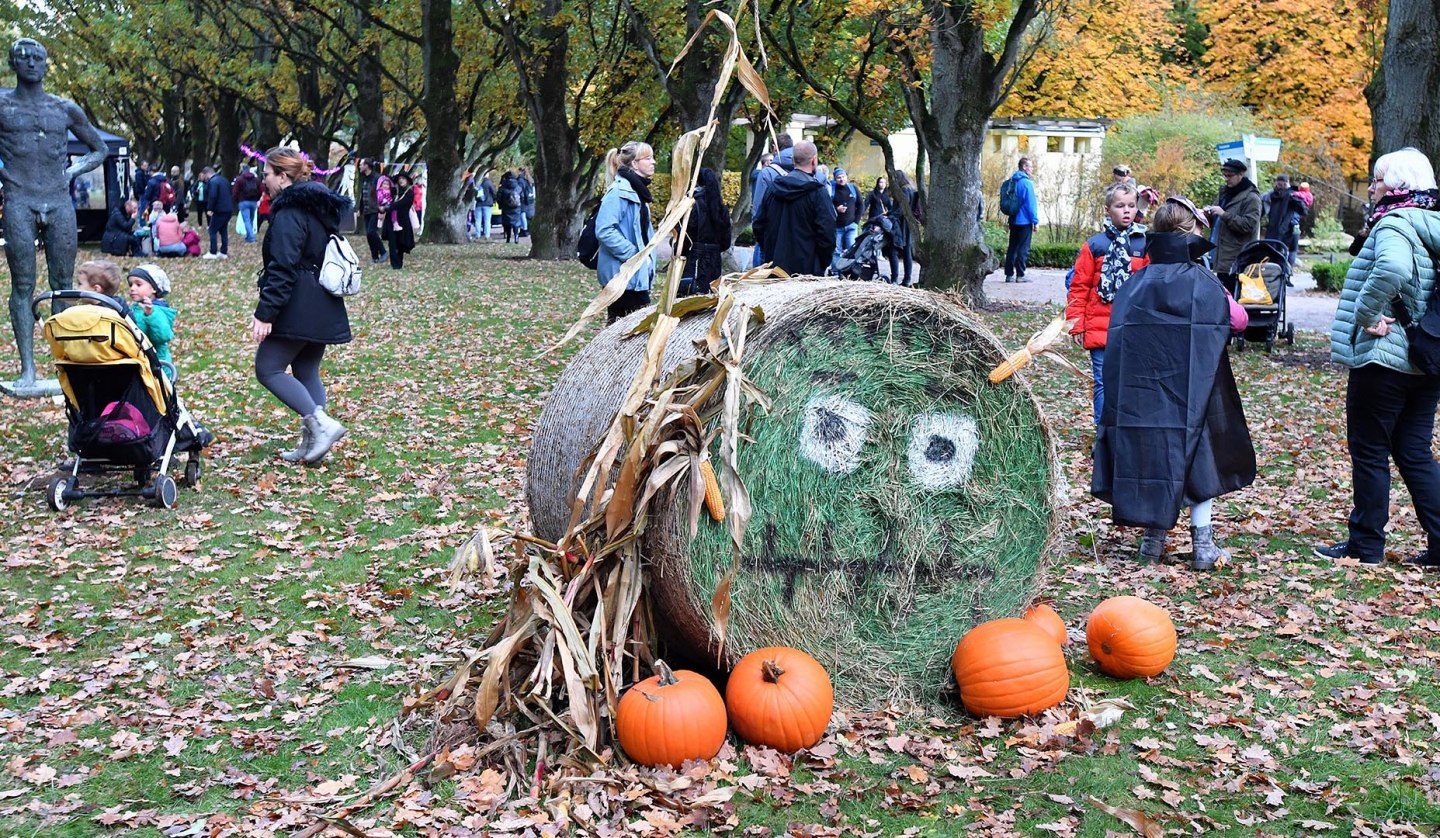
[528,280,1057,707]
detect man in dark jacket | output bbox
[356,159,386,261]
[752,140,836,276]
[1261,173,1306,267]
[750,134,793,267]
[1204,158,1262,294]
[475,172,496,240]
[201,165,235,259]
[232,164,263,243]
[831,167,860,271]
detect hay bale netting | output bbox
[528,280,1059,707]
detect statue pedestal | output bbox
[1,378,62,399]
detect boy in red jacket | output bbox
[1065,182,1149,424]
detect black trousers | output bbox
[607,289,651,324]
[363,212,386,260]
[1345,363,1440,559]
[1004,223,1034,278]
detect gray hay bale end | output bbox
[528,280,1058,707]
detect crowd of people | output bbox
[1058,149,1438,570]
[83,140,1439,563]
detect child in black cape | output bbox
[1091,196,1256,570]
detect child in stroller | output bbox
[832,215,890,281]
[36,261,213,510]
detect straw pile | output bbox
[529,279,1058,706]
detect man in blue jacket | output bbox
[201,165,234,259]
[1003,157,1039,283]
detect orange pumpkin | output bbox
[616,660,728,767]
[726,647,833,752]
[951,618,1069,718]
[1086,595,1177,679]
[1024,601,1069,647]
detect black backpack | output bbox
[1394,280,1440,376]
[576,207,601,270]
[498,184,522,211]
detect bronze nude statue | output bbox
[0,38,107,397]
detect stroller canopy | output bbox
[44,304,170,415]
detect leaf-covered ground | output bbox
[1,244,1437,836]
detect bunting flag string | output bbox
[239,144,427,177]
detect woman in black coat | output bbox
[679,168,732,295]
[252,147,354,465]
[101,199,141,256]
[885,171,924,286]
[387,171,417,269]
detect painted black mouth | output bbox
[746,523,976,605]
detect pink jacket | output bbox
[154,213,183,248]
[1226,291,1249,333]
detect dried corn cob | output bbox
[699,459,725,521]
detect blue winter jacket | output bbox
[1009,170,1039,226]
[595,176,657,292]
[1330,207,1440,374]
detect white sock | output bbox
[1191,499,1214,529]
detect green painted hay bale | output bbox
[528,280,1058,708]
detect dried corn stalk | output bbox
[434,7,775,769]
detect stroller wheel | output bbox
[45,474,74,512]
[151,474,178,509]
[1285,323,1296,345]
[182,456,203,488]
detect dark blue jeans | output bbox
[1090,348,1105,425]
[208,211,232,255]
[1004,223,1034,279]
[1344,364,1440,559]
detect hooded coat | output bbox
[1091,232,1256,529]
[752,169,837,276]
[255,180,354,345]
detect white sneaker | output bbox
[201,253,219,260]
[217,253,229,259]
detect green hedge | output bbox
[1027,243,1083,269]
[1309,259,1352,293]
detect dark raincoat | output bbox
[1091,232,1256,529]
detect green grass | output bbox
[2,245,1438,834]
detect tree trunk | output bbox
[915,22,996,305]
[354,0,388,161]
[420,0,467,243]
[525,11,586,260]
[189,97,211,172]
[1367,0,1440,162]
[216,93,243,177]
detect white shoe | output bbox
[217,253,229,260]
[201,253,219,260]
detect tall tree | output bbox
[892,0,1056,304]
[420,0,467,243]
[1367,0,1440,163]
[1201,0,1385,182]
[999,0,1180,119]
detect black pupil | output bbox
[814,409,847,444]
[925,435,955,463]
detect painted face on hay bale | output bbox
[681,313,1054,706]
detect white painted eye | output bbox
[799,395,872,474]
[907,414,979,489]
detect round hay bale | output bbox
[528,280,1058,707]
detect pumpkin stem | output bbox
[761,660,785,683]
[654,659,679,687]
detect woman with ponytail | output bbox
[251,147,354,465]
[595,141,658,322]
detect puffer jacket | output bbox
[255,180,354,344]
[1331,206,1440,373]
[1065,225,1149,349]
[595,175,656,291]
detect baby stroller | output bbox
[34,290,206,510]
[832,216,890,282]
[1229,238,1295,352]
